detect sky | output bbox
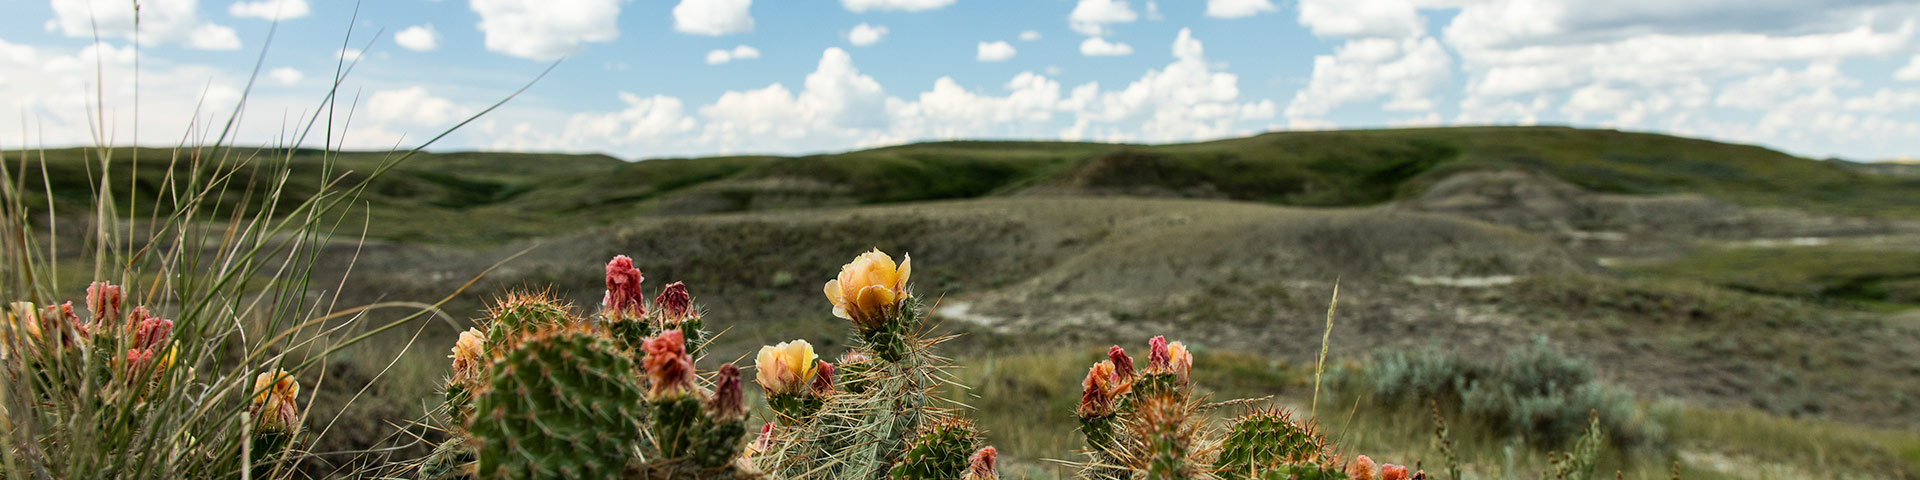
[2,0,1918,161]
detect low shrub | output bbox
[1364,337,1666,449]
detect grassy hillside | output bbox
[11,126,1914,244]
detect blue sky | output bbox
[3,0,1919,161]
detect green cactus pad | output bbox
[650,395,701,459]
[889,418,982,480]
[470,330,646,479]
[1216,408,1339,479]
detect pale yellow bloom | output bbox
[823,249,911,329]
[754,340,819,395]
[449,328,486,386]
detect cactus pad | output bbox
[470,330,646,479]
[482,292,575,350]
[889,417,983,480]
[1216,407,1341,479]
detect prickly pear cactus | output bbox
[888,418,983,480]
[469,329,646,479]
[1215,408,1343,480]
[482,293,574,349]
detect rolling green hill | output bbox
[10,126,1915,244]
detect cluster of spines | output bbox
[1214,407,1340,478]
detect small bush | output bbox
[1365,337,1665,449]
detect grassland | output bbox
[13,126,1920,477]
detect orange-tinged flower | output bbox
[823,249,911,330]
[643,330,694,399]
[448,328,486,387]
[1348,455,1378,480]
[251,369,301,433]
[132,316,172,351]
[754,340,819,396]
[1077,360,1131,417]
[1381,464,1409,480]
[1167,341,1192,383]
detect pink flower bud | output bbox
[86,282,122,328]
[965,446,999,480]
[133,316,172,351]
[709,363,746,422]
[603,255,646,319]
[1347,455,1377,480]
[1146,336,1170,372]
[654,282,693,323]
[810,360,835,397]
[1107,345,1134,382]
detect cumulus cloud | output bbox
[841,0,956,12]
[471,0,622,60]
[696,48,891,151]
[674,0,754,36]
[977,41,1016,62]
[1020,30,1042,41]
[1898,54,1920,81]
[1206,0,1275,19]
[1069,0,1138,37]
[1285,36,1452,120]
[268,67,303,85]
[0,40,253,148]
[49,0,241,50]
[488,93,699,154]
[395,24,442,51]
[1080,37,1134,56]
[849,23,889,46]
[368,86,472,127]
[706,45,762,64]
[229,0,310,20]
[1295,0,1423,39]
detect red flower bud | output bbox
[1107,345,1134,382]
[810,360,835,397]
[654,282,693,323]
[709,363,746,422]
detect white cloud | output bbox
[841,0,956,12]
[849,23,889,46]
[0,41,250,148]
[1019,30,1042,41]
[1068,29,1273,142]
[706,45,762,65]
[228,0,310,20]
[268,67,303,85]
[368,86,471,127]
[1296,0,1423,39]
[1715,63,1855,111]
[1069,0,1138,37]
[697,48,890,151]
[1898,54,1920,81]
[1079,37,1134,56]
[1285,36,1452,119]
[50,0,241,50]
[977,41,1016,62]
[338,48,364,61]
[395,24,442,51]
[1206,0,1276,19]
[674,0,754,36]
[471,0,622,60]
[489,93,698,154]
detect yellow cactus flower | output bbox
[823,249,911,330]
[449,328,486,386]
[251,370,301,433]
[754,340,819,396]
